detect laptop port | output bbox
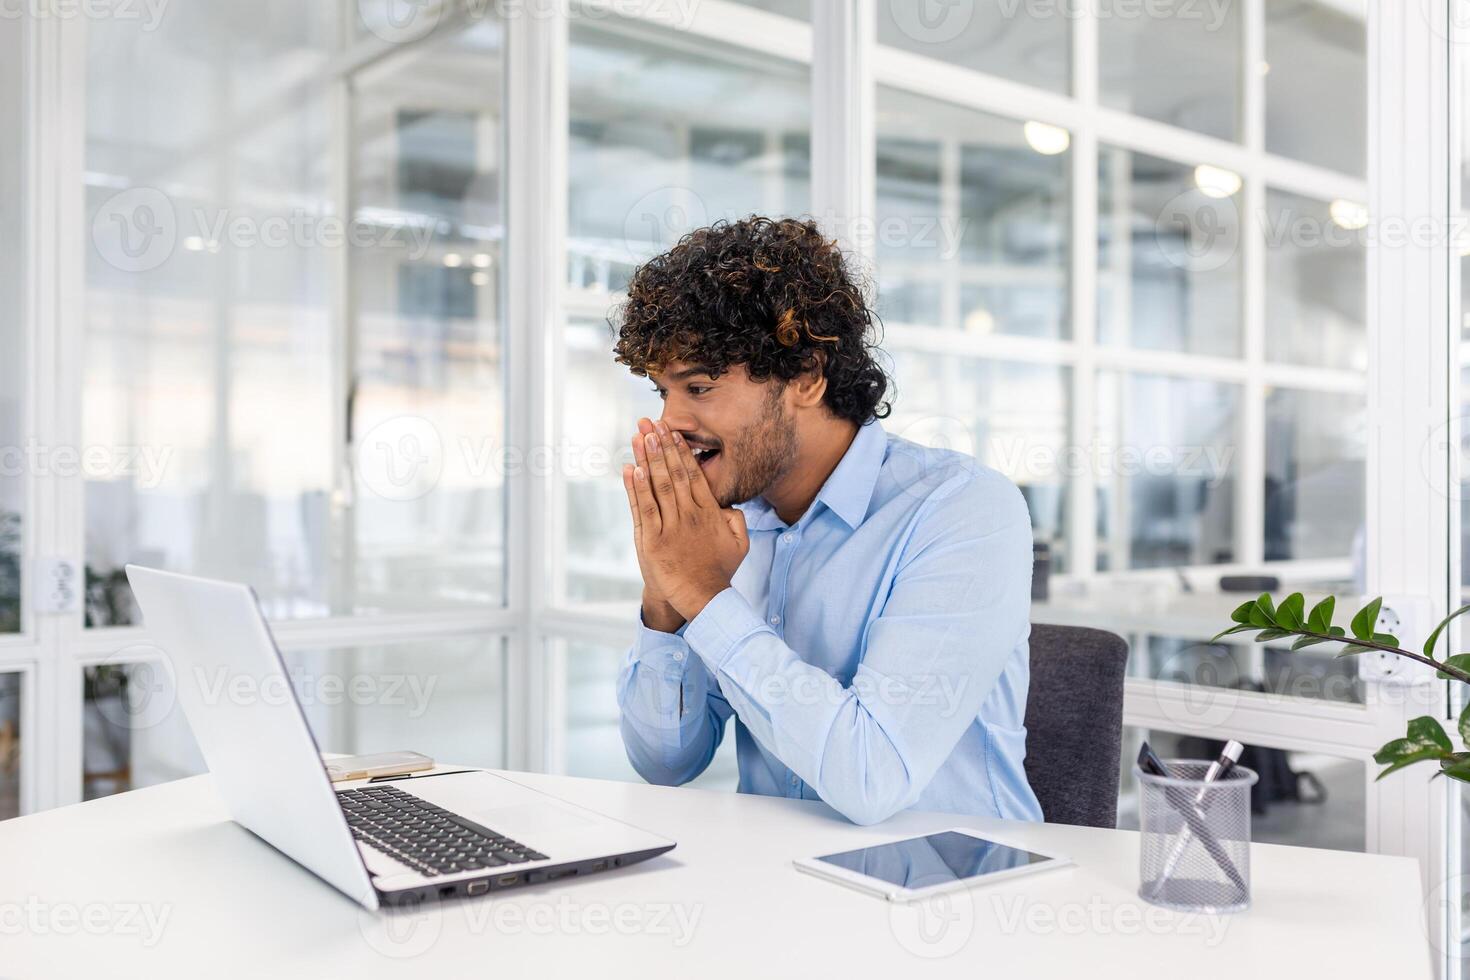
[592,861,608,873]
[439,886,456,898]
[497,873,520,886]
[466,881,490,896]
[546,869,577,881]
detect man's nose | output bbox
[659,407,697,437]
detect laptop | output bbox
[125,564,676,911]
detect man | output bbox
[612,216,1042,826]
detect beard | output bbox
[715,385,799,508]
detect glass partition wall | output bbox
[9,1,1467,970]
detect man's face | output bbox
[648,361,799,508]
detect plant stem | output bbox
[1285,628,1470,684]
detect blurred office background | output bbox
[7,0,1470,964]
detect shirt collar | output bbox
[736,420,887,531]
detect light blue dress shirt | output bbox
[617,420,1043,826]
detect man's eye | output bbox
[688,386,711,396]
[651,386,667,400]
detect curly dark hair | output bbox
[612,216,891,425]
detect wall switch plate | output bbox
[33,558,81,615]
[1356,594,1435,686]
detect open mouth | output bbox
[690,445,721,470]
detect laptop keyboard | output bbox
[338,785,548,878]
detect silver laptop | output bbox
[125,564,675,911]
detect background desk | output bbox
[0,768,1431,978]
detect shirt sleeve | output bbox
[681,474,1032,825]
[617,617,733,786]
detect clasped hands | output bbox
[621,418,749,633]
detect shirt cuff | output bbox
[633,619,693,679]
[684,587,772,671]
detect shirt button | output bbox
[779,533,793,546]
[671,649,685,663]
[769,615,781,626]
[790,775,799,786]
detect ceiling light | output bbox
[1193,164,1242,199]
[471,271,490,287]
[1023,121,1071,156]
[964,308,996,334]
[443,253,463,268]
[1329,199,1368,231]
[471,253,491,268]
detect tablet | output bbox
[792,828,1071,902]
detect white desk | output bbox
[0,768,1431,979]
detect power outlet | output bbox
[1356,594,1435,686]
[33,558,81,615]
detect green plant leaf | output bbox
[1336,643,1377,658]
[1248,593,1276,628]
[1230,600,1256,625]
[1329,626,1346,637]
[1424,603,1470,662]
[1458,701,1470,747]
[1437,653,1470,681]
[1209,624,1257,643]
[1254,628,1293,642]
[1374,718,1456,780]
[1291,635,1329,650]
[1377,751,1448,780]
[1440,757,1470,783]
[1307,596,1336,633]
[1408,716,1454,752]
[1371,632,1400,647]
[1276,593,1306,630]
[1351,597,1383,640]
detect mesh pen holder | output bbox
[1136,761,1258,914]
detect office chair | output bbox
[1023,624,1130,829]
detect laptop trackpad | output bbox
[474,802,593,839]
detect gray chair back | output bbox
[1023,624,1130,828]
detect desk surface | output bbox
[0,768,1431,979]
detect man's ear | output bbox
[789,352,828,409]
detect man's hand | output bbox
[624,419,683,633]
[622,418,749,625]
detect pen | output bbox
[1152,741,1244,892]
